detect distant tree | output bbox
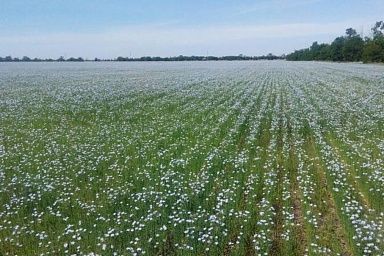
[318,44,332,60]
[116,56,127,61]
[345,28,358,38]
[140,56,152,61]
[309,42,320,59]
[66,57,84,62]
[309,42,332,60]
[342,30,364,62]
[206,56,219,61]
[286,21,384,63]
[362,40,383,62]
[177,55,186,61]
[266,53,274,60]
[4,56,13,61]
[330,37,346,61]
[57,56,65,61]
[372,21,384,38]
[362,21,384,62]
[22,56,31,61]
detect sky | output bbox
[0,0,383,59]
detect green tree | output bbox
[363,21,384,62]
[330,37,345,61]
[372,21,384,38]
[286,21,384,63]
[345,28,358,38]
[318,44,332,60]
[343,33,364,61]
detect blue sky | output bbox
[1,0,383,58]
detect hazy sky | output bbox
[1,0,383,58]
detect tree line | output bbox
[0,56,84,62]
[0,54,284,62]
[115,53,283,61]
[286,21,384,63]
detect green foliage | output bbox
[342,36,364,62]
[362,37,384,63]
[287,21,384,63]
[331,37,346,61]
[372,21,384,38]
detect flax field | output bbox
[1,61,383,255]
